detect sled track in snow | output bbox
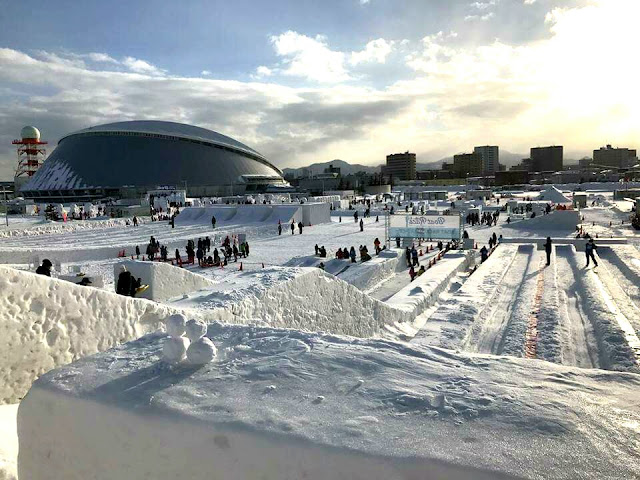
[464,244,540,357]
[553,245,601,369]
[596,247,640,337]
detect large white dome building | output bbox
[21,120,286,202]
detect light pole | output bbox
[2,186,8,227]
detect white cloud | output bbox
[256,66,273,77]
[524,0,536,4]
[360,0,370,4]
[0,1,638,178]
[465,12,495,21]
[87,53,119,64]
[470,1,496,10]
[350,39,394,65]
[121,56,165,76]
[201,70,212,76]
[270,31,349,83]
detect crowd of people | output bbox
[466,211,500,227]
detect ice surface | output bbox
[18,324,640,479]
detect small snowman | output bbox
[185,319,217,365]
[162,313,190,363]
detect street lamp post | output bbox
[2,186,8,227]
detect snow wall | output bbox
[300,202,331,225]
[503,209,580,232]
[114,260,217,302]
[0,266,179,404]
[175,204,308,226]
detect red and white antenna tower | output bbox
[12,126,47,179]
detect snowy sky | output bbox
[0,0,638,178]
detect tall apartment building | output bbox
[593,145,637,168]
[531,146,563,172]
[473,145,499,173]
[452,152,483,177]
[383,151,416,180]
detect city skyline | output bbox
[0,0,638,179]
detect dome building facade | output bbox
[20,121,286,202]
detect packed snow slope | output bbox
[19,323,640,480]
[0,266,178,404]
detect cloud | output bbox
[270,31,349,83]
[470,1,497,9]
[201,70,212,76]
[87,53,119,64]
[255,66,273,77]
[524,0,536,4]
[464,12,495,21]
[350,39,394,65]
[0,1,638,178]
[121,56,165,76]
[359,0,370,4]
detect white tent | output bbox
[538,186,571,204]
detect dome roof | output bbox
[62,120,266,162]
[21,126,40,140]
[21,120,284,197]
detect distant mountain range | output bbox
[283,151,529,178]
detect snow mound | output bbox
[0,266,177,404]
[538,186,572,204]
[19,324,640,479]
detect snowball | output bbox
[186,337,217,365]
[166,314,186,338]
[185,319,207,342]
[163,336,190,363]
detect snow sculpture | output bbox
[185,319,207,342]
[162,337,190,363]
[166,313,186,338]
[186,337,217,365]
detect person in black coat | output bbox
[544,237,552,266]
[35,259,52,277]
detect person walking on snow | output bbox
[211,215,216,229]
[298,221,303,234]
[278,222,282,235]
[411,246,419,267]
[544,237,552,266]
[359,218,364,232]
[291,221,295,235]
[586,238,598,267]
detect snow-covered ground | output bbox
[2,192,640,479]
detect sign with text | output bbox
[389,213,462,240]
